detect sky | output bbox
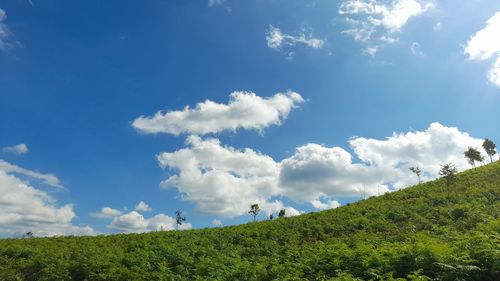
[0,0,499,237]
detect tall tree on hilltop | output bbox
[174,210,186,231]
[464,147,484,168]
[278,209,286,218]
[482,139,497,163]
[248,204,260,222]
[409,166,422,184]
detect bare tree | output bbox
[409,166,422,184]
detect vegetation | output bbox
[483,139,497,163]
[464,147,484,168]
[0,162,499,280]
[248,204,261,222]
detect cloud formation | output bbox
[132,91,304,135]
[0,160,62,188]
[93,207,123,218]
[464,11,500,87]
[3,144,29,155]
[108,211,192,233]
[93,202,191,233]
[339,0,433,53]
[135,201,152,212]
[266,25,324,50]
[0,161,93,236]
[156,123,493,217]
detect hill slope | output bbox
[0,162,499,281]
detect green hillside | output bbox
[1,162,499,281]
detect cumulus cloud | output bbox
[134,201,152,212]
[156,123,493,216]
[311,197,341,210]
[266,25,324,50]
[3,144,29,155]
[158,135,282,217]
[108,211,192,233]
[339,0,433,52]
[0,160,62,188]
[0,162,93,237]
[464,11,500,87]
[93,207,123,218]
[132,91,304,136]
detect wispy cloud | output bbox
[339,0,433,55]
[266,25,324,54]
[3,144,29,155]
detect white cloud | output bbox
[339,0,433,50]
[108,211,192,233]
[156,123,493,217]
[93,207,122,218]
[208,0,225,7]
[433,21,441,31]
[3,144,29,155]
[132,91,304,136]
[488,56,500,87]
[134,201,152,212]
[363,45,379,56]
[311,197,341,210]
[410,42,423,56]
[464,11,500,87]
[0,162,93,237]
[0,160,62,188]
[266,25,324,50]
[158,135,282,217]
[211,219,222,227]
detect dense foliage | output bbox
[0,162,499,281]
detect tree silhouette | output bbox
[409,166,422,184]
[269,214,274,220]
[482,139,497,163]
[278,209,286,218]
[248,204,260,222]
[439,163,458,189]
[464,147,484,168]
[174,210,186,231]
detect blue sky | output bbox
[0,0,499,236]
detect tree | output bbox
[174,210,186,231]
[23,231,33,238]
[278,209,286,218]
[248,204,260,222]
[482,139,497,163]
[409,166,422,184]
[269,214,274,220]
[464,147,484,168]
[439,163,458,188]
